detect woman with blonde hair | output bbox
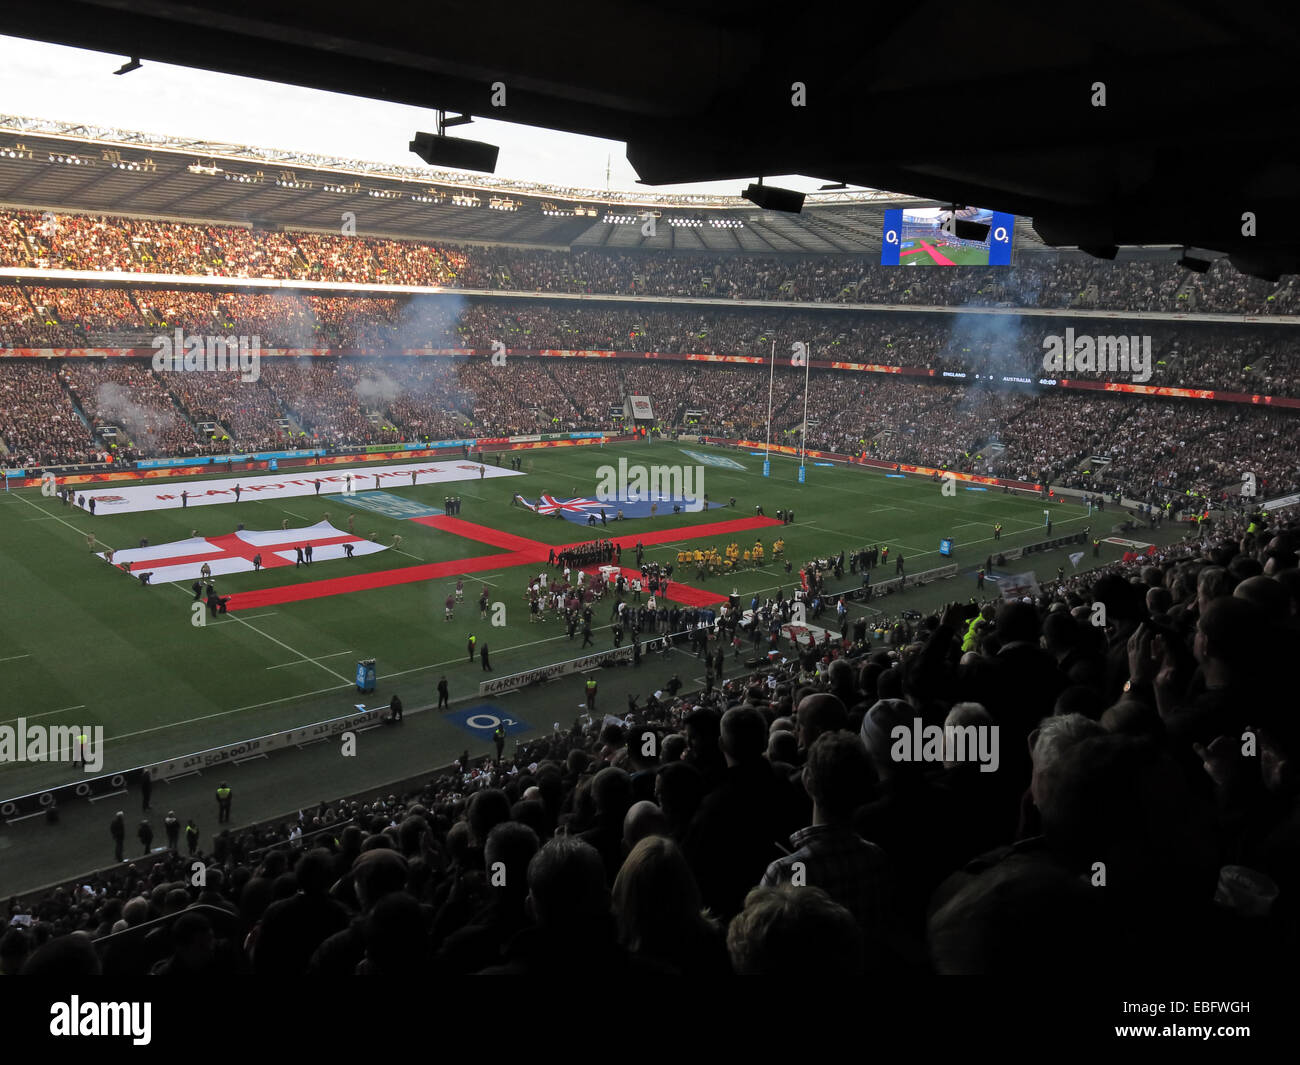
[611,835,729,974]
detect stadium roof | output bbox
[0,115,1052,254]
[0,1,1292,271]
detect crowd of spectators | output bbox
[158,369,290,452]
[60,360,208,459]
[4,354,1298,502]
[5,281,1300,395]
[0,363,101,467]
[254,361,400,448]
[26,286,144,336]
[0,285,81,347]
[1,208,1293,315]
[377,360,477,442]
[6,505,1297,975]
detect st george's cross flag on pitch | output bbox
[96,521,388,583]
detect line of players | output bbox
[678,537,787,579]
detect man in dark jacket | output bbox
[684,708,803,921]
[252,849,351,976]
[110,811,126,862]
[575,767,634,884]
[437,823,538,975]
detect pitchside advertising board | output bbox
[0,708,391,821]
[881,207,1014,266]
[142,707,390,778]
[1,770,134,822]
[478,645,638,695]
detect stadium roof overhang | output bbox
[1,118,1057,254]
[0,1,1295,272]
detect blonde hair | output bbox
[612,835,711,953]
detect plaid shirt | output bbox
[761,825,893,929]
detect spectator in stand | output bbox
[248,847,350,976]
[611,835,729,974]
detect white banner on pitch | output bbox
[78,461,522,516]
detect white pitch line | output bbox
[88,612,632,743]
[0,704,87,726]
[0,653,32,663]
[89,630,593,748]
[265,651,353,670]
[803,523,862,538]
[222,616,353,683]
[9,491,99,542]
[168,585,351,683]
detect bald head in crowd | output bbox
[623,800,669,851]
[1233,575,1292,622]
[796,693,848,752]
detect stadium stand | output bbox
[1,208,1294,314]
[6,503,1297,976]
[3,353,1298,503]
[5,283,1300,395]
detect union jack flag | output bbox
[518,494,607,516]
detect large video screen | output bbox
[881,206,1014,266]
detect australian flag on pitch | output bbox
[516,494,719,526]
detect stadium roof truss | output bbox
[0,118,1055,256]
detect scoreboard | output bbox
[881,206,1015,266]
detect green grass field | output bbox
[0,441,1125,797]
